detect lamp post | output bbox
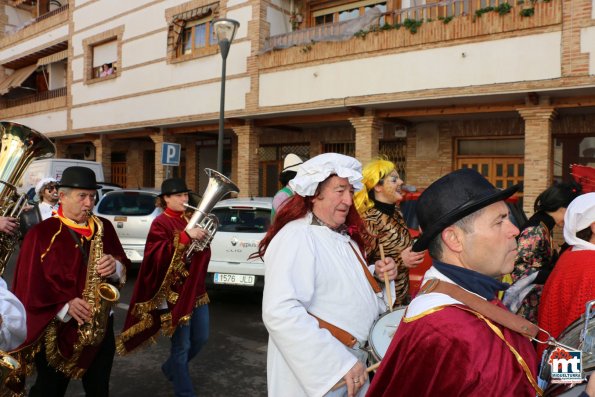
[213,18,240,173]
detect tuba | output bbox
[183,168,239,260]
[0,122,55,275]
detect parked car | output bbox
[94,189,162,266]
[401,189,527,297]
[207,197,272,289]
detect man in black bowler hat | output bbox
[368,168,541,396]
[118,177,210,397]
[10,166,130,396]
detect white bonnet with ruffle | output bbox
[289,153,363,197]
[35,177,57,196]
[563,192,595,251]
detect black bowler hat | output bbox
[160,178,191,196]
[412,168,519,252]
[58,166,102,190]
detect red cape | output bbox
[538,249,595,358]
[367,301,539,397]
[11,216,129,377]
[117,211,210,354]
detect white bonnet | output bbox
[282,153,303,173]
[563,192,595,250]
[289,153,363,197]
[35,177,57,196]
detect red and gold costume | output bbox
[10,212,129,379]
[117,208,211,354]
[538,249,595,358]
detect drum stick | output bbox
[379,244,392,312]
[330,362,382,391]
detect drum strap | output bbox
[348,243,382,294]
[310,314,358,348]
[420,279,543,396]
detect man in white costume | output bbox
[0,278,26,351]
[256,153,397,397]
[35,177,59,220]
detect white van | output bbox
[19,159,109,199]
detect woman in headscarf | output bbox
[354,159,425,305]
[504,181,581,323]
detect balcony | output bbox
[2,3,69,45]
[0,87,66,118]
[259,0,560,69]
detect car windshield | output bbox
[211,207,271,233]
[98,192,157,216]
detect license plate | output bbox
[214,273,255,286]
[124,249,143,262]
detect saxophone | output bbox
[78,214,120,347]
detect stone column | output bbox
[54,140,68,158]
[185,137,197,192]
[349,110,382,165]
[232,122,260,198]
[92,135,112,183]
[150,128,176,189]
[517,106,557,217]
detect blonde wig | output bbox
[354,158,396,214]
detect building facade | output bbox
[1,0,594,214]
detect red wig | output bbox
[251,177,369,260]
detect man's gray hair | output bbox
[427,208,485,260]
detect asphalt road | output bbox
[5,252,268,397]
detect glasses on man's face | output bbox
[45,185,57,192]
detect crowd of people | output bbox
[0,156,592,397]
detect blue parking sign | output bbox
[161,143,181,166]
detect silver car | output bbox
[207,197,272,288]
[94,189,162,265]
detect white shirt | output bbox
[38,201,58,220]
[0,278,26,350]
[262,213,393,397]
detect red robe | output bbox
[538,249,595,358]
[117,209,210,354]
[10,216,129,378]
[367,301,539,397]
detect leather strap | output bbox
[348,242,382,294]
[420,278,539,338]
[310,314,358,348]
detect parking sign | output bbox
[161,142,181,166]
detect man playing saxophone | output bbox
[117,178,211,397]
[10,166,129,397]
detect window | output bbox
[178,17,217,56]
[312,0,386,26]
[83,26,124,84]
[166,1,219,63]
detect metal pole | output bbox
[216,40,230,173]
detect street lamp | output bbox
[213,18,240,173]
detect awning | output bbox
[37,50,68,66]
[0,64,37,95]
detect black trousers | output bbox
[29,316,116,397]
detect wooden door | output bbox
[456,157,524,195]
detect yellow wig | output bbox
[354,158,396,214]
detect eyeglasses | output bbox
[45,185,57,192]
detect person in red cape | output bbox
[367,168,540,397]
[538,192,595,360]
[10,166,129,397]
[117,178,210,397]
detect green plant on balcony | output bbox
[520,7,535,16]
[403,18,423,34]
[438,16,454,24]
[495,2,512,15]
[474,6,494,18]
[354,29,369,39]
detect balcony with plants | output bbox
[259,0,560,68]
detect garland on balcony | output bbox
[352,0,550,40]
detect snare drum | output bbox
[542,311,595,396]
[368,306,407,364]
